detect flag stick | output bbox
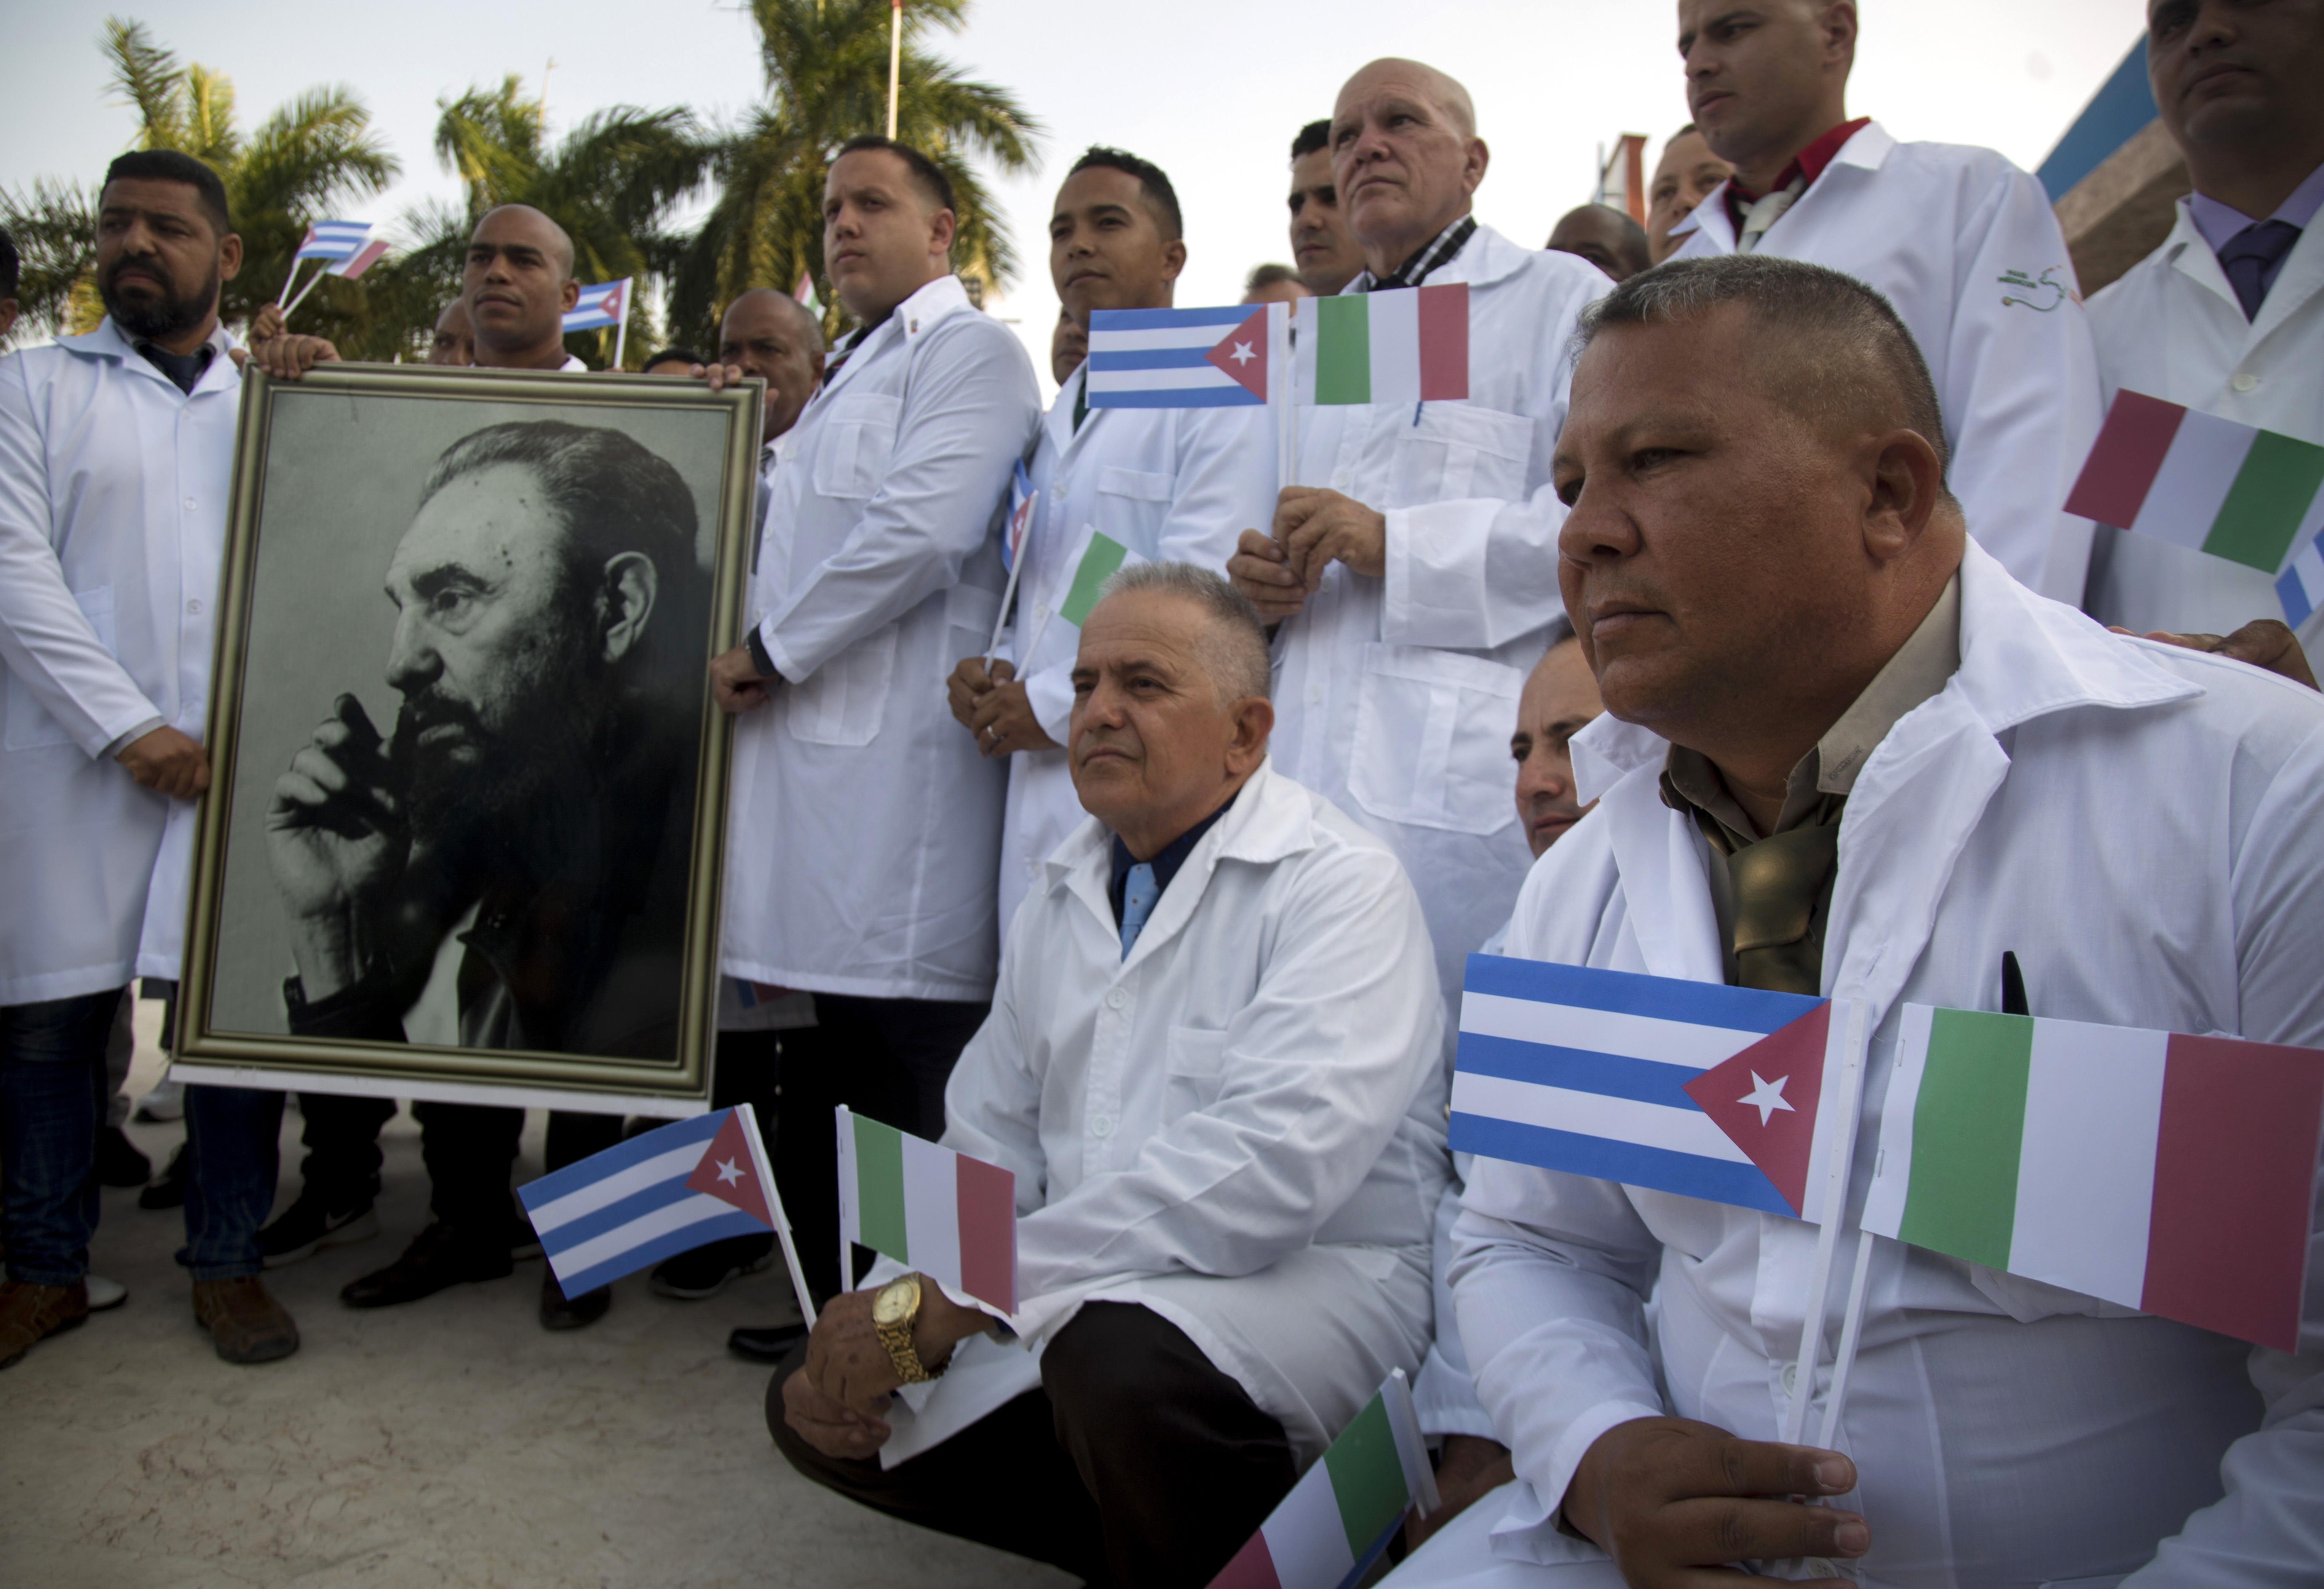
[741,1102,817,1329]
[885,0,903,141]
[1781,996,1870,1445]
[1278,300,1299,489]
[1816,1228,1877,1450]
[280,266,328,324]
[275,256,308,310]
[835,1105,857,1297]
[612,284,629,371]
[984,536,1027,665]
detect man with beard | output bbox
[1,150,298,1367]
[267,420,709,1328]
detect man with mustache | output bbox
[1662,0,2104,600]
[0,150,298,1367]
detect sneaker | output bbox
[133,1079,184,1123]
[650,1238,774,1301]
[85,1275,128,1312]
[137,1143,190,1210]
[0,1279,89,1369]
[259,1191,381,1268]
[192,1276,299,1364]
[96,1124,152,1188]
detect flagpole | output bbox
[280,267,328,324]
[885,0,903,140]
[612,282,629,371]
[1816,1228,1877,1450]
[1781,996,1871,1445]
[1278,299,1299,490]
[985,539,1027,665]
[742,1102,817,1329]
[275,256,307,310]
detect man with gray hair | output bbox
[772,562,1450,1589]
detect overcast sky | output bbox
[7,0,2145,394]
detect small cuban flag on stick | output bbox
[519,1104,816,1322]
[985,458,1038,662]
[836,1107,1018,1313]
[563,278,633,368]
[276,219,377,317]
[1207,1368,1437,1589]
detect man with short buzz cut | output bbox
[717,287,826,459]
[425,299,473,367]
[2085,0,2324,675]
[947,144,1275,937]
[1387,254,2324,1587]
[1665,0,2103,600]
[776,563,1448,1589]
[1645,123,1732,265]
[710,135,1041,1307]
[1288,118,1366,296]
[1241,262,1310,304]
[1547,203,1652,283]
[1049,306,1087,387]
[1,148,300,1367]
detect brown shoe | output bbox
[0,1279,89,1370]
[191,1276,300,1365]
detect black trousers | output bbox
[774,993,988,1304]
[770,1302,1297,1589]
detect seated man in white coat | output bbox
[773,563,1449,1589]
[1396,256,2324,1587]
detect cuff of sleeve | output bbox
[746,625,781,679]
[1540,1399,1668,1530]
[1023,665,1075,745]
[1415,1343,1500,1440]
[101,716,169,761]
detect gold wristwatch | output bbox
[873,1274,944,1383]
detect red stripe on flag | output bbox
[954,1151,1017,1313]
[2142,1033,2324,1352]
[1416,283,1468,402]
[1205,1528,1284,1589]
[2065,390,2187,527]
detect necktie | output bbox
[1118,862,1159,959]
[1072,377,1090,434]
[1723,822,1840,993]
[2218,219,2300,321]
[1737,178,1806,254]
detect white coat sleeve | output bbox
[1019,405,1278,745]
[1412,1172,1501,1441]
[1381,261,1602,653]
[1935,163,2105,601]
[0,358,166,758]
[758,325,1042,683]
[941,931,1051,1215]
[2128,710,2324,1586]
[1001,846,1442,1340]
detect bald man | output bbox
[426,299,474,367]
[463,204,583,371]
[717,288,826,451]
[1547,204,1652,283]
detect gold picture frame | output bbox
[172,362,762,1116]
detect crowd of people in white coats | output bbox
[5,0,2323,1585]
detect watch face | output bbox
[872,1280,913,1325]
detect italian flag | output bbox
[2066,389,2324,575]
[1861,1006,2324,1351]
[1208,1370,1438,1589]
[1055,529,1148,629]
[835,1108,1017,1313]
[1292,284,1469,407]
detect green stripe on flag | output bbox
[1313,295,1372,405]
[1896,1009,2032,1270]
[2202,429,2324,573]
[1058,532,1130,628]
[852,1114,909,1261]
[1321,1393,1409,1554]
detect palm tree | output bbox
[0,18,397,347]
[669,0,1041,352]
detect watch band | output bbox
[874,1277,944,1383]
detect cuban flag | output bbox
[294,219,373,262]
[563,277,630,333]
[1003,458,1035,574]
[1452,955,1855,1220]
[519,1105,777,1296]
[1087,302,1284,409]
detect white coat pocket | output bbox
[1097,466,1173,505]
[1163,1024,1230,1121]
[810,392,902,500]
[6,585,117,752]
[1391,403,1533,505]
[943,583,1001,675]
[786,622,899,747]
[1347,641,1522,836]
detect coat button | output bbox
[2231,372,2259,393]
[183,497,196,510]
[1105,988,1126,1010]
[186,599,203,615]
[1801,1561,1836,1578]
[1307,685,1323,706]
[1090,1114,1113,1137]
[1781,1361,1798,1394]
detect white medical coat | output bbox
[1449,541,2324,1586]
[2086,196,2324,665]
[992,362,1276,932]
[0,319,238,1005]
[721,274,1042,1001]
[1270,224,1607,1041]
[1672,122,2105,602]
[887,761,1449,1469]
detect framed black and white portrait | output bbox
[172,363,762,1115]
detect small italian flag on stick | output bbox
[1292,284,1468,407]
[1861,1005,2324,1351]
[1208,1369,1438,1589]
[2066,389,2324,577]
[836,1107,1017,1313]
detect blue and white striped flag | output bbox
[563,278,631,333]
[1451,955,1845,1218]
[294,220,374,262]
[2277,531,2324,627]
[519,1105,777,1296]
[1087,302,1284,409]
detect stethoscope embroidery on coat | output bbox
[1998,266,2077,312]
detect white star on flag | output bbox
[715,1157,745,1186]
[1229,340,1255,366]
[1736,1071,1796,1127]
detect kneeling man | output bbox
[774,563,1449,1589]
[1414,257,2324,1586]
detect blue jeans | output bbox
[0,988,120,1286]
[177,1080,284,1282]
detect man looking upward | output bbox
[1287,119,1367,297]
[1666,0,2103,600]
